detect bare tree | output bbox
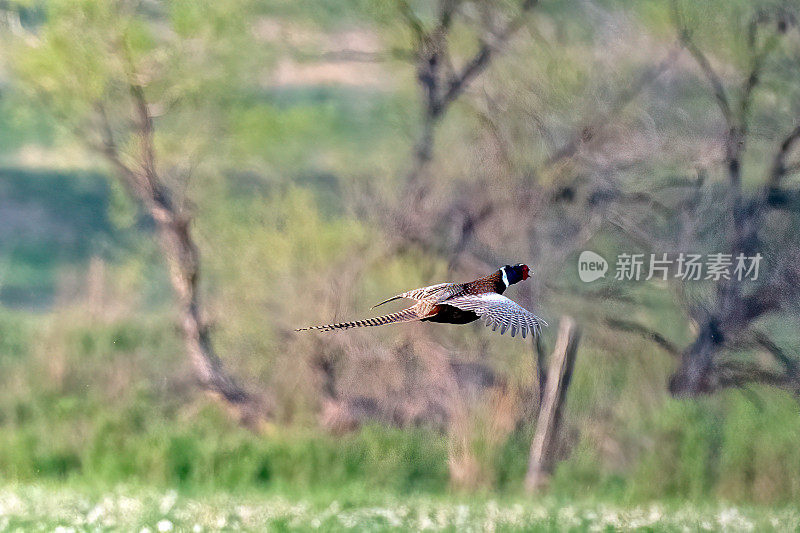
[374,0,541,246]
[400,0,538,189]
[9,1,270,427]
[591,4,800,398]
[91,71,269,427]
[666,4,800,396]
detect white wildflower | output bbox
[455,504,469,526]
[648,504,663,522]
[159,490,178,514]
[156,519,174,532]
[418,513,435,530]
[86,504,104,524]
[717,507,753,530]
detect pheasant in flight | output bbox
[296,264,547,338]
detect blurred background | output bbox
[1,0,800,523]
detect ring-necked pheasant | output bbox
[296,264,547,338]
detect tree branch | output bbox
[753,331,799,377]
[397,0,539,235]
[605,318,680,357]
[545,47,678,168]
[440,0,538,110]
[717,360,800,393]
[90,103,143,200]
[671,2,732,125]
[768,123,800,189]
[93,43,271,428]
[126,76,176,222]
[397,0,425,45]
[739,11,776,126]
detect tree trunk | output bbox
[154,210,270,430]
[668,318,724,396]
[94,80,271,430]
[525,316,580,493]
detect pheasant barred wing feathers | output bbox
[416,283,466,303]
[371,282,460,309]
[446,293,547,338]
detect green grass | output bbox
[0,484,798,532]
[2,310,800,504]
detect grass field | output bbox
[1,484,798,532]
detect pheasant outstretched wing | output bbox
[446,293,547,338]
[372,282,462,309]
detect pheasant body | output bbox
[296,264,547,338]
[422,305,480,324]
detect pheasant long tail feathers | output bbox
[295,307,421,332]
[370,295,403,309]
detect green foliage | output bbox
[629,399,722,501]
[230,89,410,175]
[0,310,35,362]
[493,426,534,490]
[717,392,800,503]
[1,305,798,502]
[12,0,255,111]
[0,90,56,155]
[0,310,451,493]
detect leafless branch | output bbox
[605,318,680,357]
[671,3,732,125]
[739,12,777,125]
[440,0,538,111]
[768,123,800,188]
[394,0,540,241]
[81,40,272,428]
[753,332,799,377]
[717,360,800,393]
[315,49,414,63]
[90,103,142,199]
[545,47,678,168]
[397,0,425,44]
